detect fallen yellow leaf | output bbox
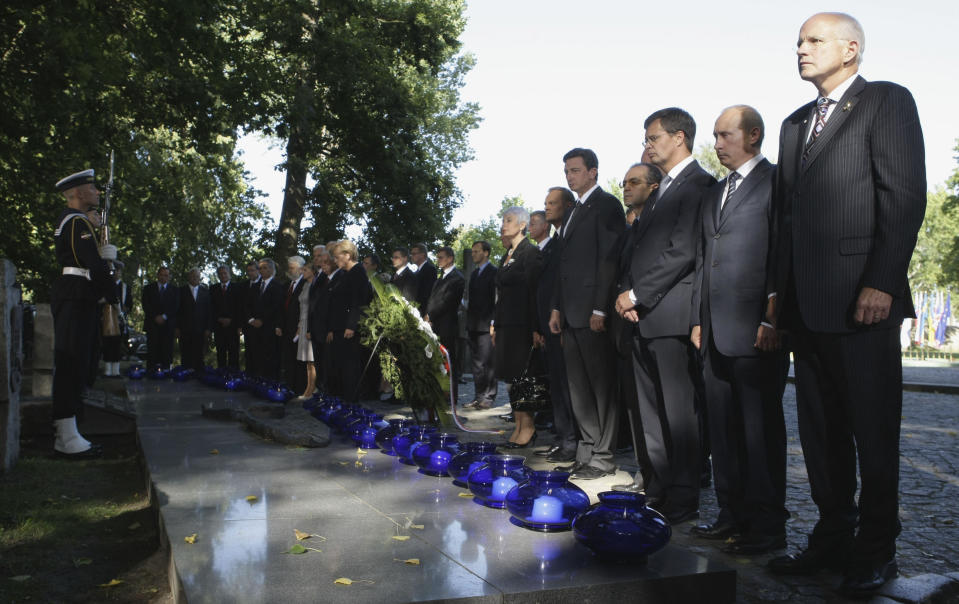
[458,492,474,498]
[294,529,311,540]
[99,579,123,588]
[395,558,421,565]
[356,448,368,456]
[209,449,220,455]
[334,577,374,585]
[184,533,198,544]
[337,461,349,466]
[245,495,258,502]
[410,524,424,530]
[391,535,411,541]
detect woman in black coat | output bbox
[326,239,373,402]
[492,207,543,448]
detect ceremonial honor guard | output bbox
[51,169,117,458]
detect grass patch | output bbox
[0,434,168,602]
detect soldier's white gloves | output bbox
[99,244,118,260]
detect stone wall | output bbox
[0,260,22,472]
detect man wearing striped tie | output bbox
[768,12,927,598]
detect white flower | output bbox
[424,344,433,359]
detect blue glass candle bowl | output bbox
[350,413,383,446]
[572,491,671,562]
[505,470,590,532]
[448,441,498,487]
[411,432,461,476]
[376,419,413,455]
[393,425,438,465]
[467,455,531,509]
[125,364,146,380]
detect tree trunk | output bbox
[275,119,308,263]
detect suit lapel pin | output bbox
[842,101,853,112]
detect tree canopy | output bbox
[0,0,477,300]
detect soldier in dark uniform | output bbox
[52,169,116,458]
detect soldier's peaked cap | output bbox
[55,169,95,192]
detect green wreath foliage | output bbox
[360,277,453,426]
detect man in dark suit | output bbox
[177,268,212,372]
[464,240,498,409]
[548,147,625,480]
[211,265,242,369]
[425,246,466,400]
[308,247,332,392]
[142,266,179,370]
[608,162,661,493]
[390,246,418,304]
[247,258,285,379]
[532,191,577,462]
[614,109,716,520]
[689,106,789,554]
[241,261,261,374]
[280,256,307,392]
[411,243,438,317]
[767,14,926,597]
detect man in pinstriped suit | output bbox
[767,13,926,598]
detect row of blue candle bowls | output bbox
[305,396,673,562]
[127,364,672,560]
[125,365,299,403]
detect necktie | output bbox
[260,281,266,294]
[803,97,833,163]
[722,172,741,210]
[563,200,583,238]
[222,284,227,292]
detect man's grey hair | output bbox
[288,255,306,267]
[312,244,326,253]
[819,12,865,65]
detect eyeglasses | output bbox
[643,132,677,147]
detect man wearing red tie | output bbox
[767,13,926,597]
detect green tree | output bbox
[0,0,264,300]
[909,187,959,291]
[239,0,480,262]
[694,143,728,180]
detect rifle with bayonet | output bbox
[101,150,122,337]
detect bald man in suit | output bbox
[767,13,926,598]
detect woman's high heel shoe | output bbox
[503,431,537,449]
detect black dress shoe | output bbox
[554,461,582,473]
[535,445,562,457]
[768,541,852,575]
[570,465,614,480]
[839,558,897,598]
[662,506,699,525]
[611,482,643,493]
[690,520,739,540]
[546,449,576,463]
[722,533,786,555]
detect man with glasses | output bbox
[614,108,715,523]
[767,13,925,597]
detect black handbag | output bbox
[508,346,550,412]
